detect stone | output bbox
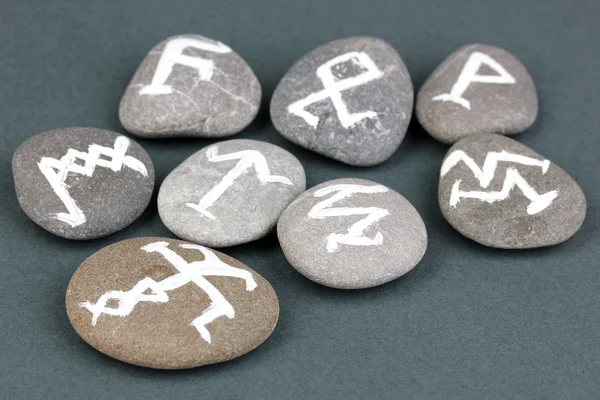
[417,44,538,144]
[158,139,306,247]
[12,127,154,240]
[119,34,261,138]
[270,36,413,166]
[277,178,427,289]
[438,134,586,248]
[66,237,279,369]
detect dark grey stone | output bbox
[417,44,538,144]
[277,178,427,289]
[438,134,586,248]
[270,37,413,166]
[12,127,155,240]
[119,34,261,138]
[158,139,306,247]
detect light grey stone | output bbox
[438,134,586,248]
[417,44,538,144]
[277,178,427,289]
[12,127,154,240]
[119,34,261,138]
[158,139,306,247]
[270,37,413,166]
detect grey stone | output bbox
[158,139,306,247]
[438,134,586,248]
[270,36,413,166]
[12,127,154,240]
[417,44,538,144]
[119,34,261,138]
[277,178,427,289]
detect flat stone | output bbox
[66,237,279,369]
[277,178,427,289]
[12,127,154,240]
[119,34,261,138]
[158,139,306,247]
[417,44,538,144]
[270,36,413,166]
[439,134,586,248]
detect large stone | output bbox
[12,127,154,240]
[270,36,413,166]
[119,34,261,138]
[417,44,538,144]
[66,237,279,369]
[277,178,427,289]
[158,139,306,247]
[438,134,586,248]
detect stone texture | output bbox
[277,178,427,289]
[158,139,306,247]
[66,237,279,369]
[439,134,586,248]
[119,34,261,138]
[417,44,538,144]
[12,127,154,240]
[270,36,413,166]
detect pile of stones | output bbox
[12,35,586,369]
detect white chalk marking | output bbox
[140,37,232,96]
[308,184,390,253]
[288,51,383,128]
[81,241,257,344]
[441,150,558,215]
[186,146,294,220]
[432,51,516,110]
[38,136,148,227]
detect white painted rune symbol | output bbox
[288,51,384,128]
[440,150,558,215]
[37,136,148,227]
[140,37,232,96]
[308,184,390,253]
[81,241,257,344]
[186,146,294,220]
[432,51,516,110]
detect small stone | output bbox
[158,139,306,247]
[270,37,413,166]
[12,127,154,240]
[439,134,586,248]
[277,178,427,289]
[66,237,279,369]
[119,34,261,138]
[417,44,538,144]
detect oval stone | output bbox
[119,34,261,138]
[270,37,413,166]
[66,237,279,369]
[12,127,154,240]
[417,44,538,144]
[277,178,427,289]
[158,139,306,247]
[438,134,586,248]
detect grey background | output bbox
[0,0,598,399]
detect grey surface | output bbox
[0,0,599,399]
[278,178,427,289]
[417,44,538,144]
[439,134,586,248]
[270,36,413,166]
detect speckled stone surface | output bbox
[66,237,279,369]
[439,134,586,248]
[417,44,538,144]
[277,178,427,289]
[270,36,413,166]
[158,139,306,247]
[12,127,154,240]
[119,34,261,138]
